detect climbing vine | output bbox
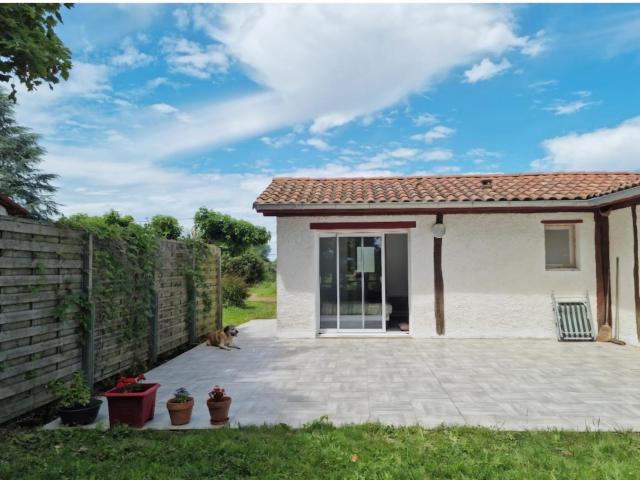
[58,212,159,368]
[181,238,216,325]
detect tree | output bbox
[194,208,271,256]
[148,215,182,240]
[0,93,58,218]
[0,4,73,102]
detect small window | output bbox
[545,224,576,269]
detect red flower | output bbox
[136,374,146,381]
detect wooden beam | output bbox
[434,213,445,336]
[260,205,595,217]
[594,211,612,328]
[632,205,640,341]
[540,219,584,224]
[309,221,416,230]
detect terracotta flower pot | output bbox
[166,397,194,426]
[207,396,232,425]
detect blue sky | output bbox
[12,3,640,242]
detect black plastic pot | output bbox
[58,398,102,426]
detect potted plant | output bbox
[104,374,160,428]
[51,371,102,426]
[207,385,231,425]
[166,387,194,426]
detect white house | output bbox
[254,172,640,345]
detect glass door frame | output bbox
[317,232,387,334]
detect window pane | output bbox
[319,237,337,329]
[545,227,573,268]
[339,237,363,329]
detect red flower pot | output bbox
[207,396,232,425]
[105,383,160,428]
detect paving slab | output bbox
[45,319,640,431]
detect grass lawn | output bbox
[2,422,640,479]
[223,277,276,326]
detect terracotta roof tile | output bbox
[254,172,640,207]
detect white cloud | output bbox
[134,4,534,155]
[150,103,179,114]
[41,143,277,249]
[421,149,453,161]
[14,62,111,134]
[463,58,511,83]
[261,133,295,149]
[466,148,501,158]
[534,116,640,171]
[544,99,595,116]
[411,125,456,144]
[528,79,557,92]
[519,30,547,57]
[413,113,438,126]
[431,165,462,174]
[389,147,419,159]
[161,37,229,79]
[111,38,153,68]
[173,8,190,30]
[301,138,332,151]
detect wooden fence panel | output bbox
[0,217,85,424]
[0,217,222,424]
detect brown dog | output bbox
[206,325,240,350]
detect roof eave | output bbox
[254,185,640,214]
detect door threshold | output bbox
[318,332,411,338]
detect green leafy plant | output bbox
[50,372,92,409]
[0,4,73,102]
[222,249,267,285]
[222,275,249,307]
[148,215,182,240]
[194,208,270,256]
[58,211,159,366]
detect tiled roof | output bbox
[254,172,640,206]
[0,193,29,216]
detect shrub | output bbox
[194,208,270,256]
[148,215,182,240]
[222,249,267,285]
[222,275,249,307]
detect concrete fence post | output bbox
[82,233,96,386]
[149,291,159,363]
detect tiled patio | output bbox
[47,319,640,431]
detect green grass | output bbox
[223,277,276,326]
[2,423,640,479]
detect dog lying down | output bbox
[206,325,240,351]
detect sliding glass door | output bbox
[319,234,385,332]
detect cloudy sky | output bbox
[13,3,640,245]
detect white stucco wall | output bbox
[441,213,596,338]
[276,214,434,338]
[276,212,598,339]
[609,207,639,346]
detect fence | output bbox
[0,216,221,424]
